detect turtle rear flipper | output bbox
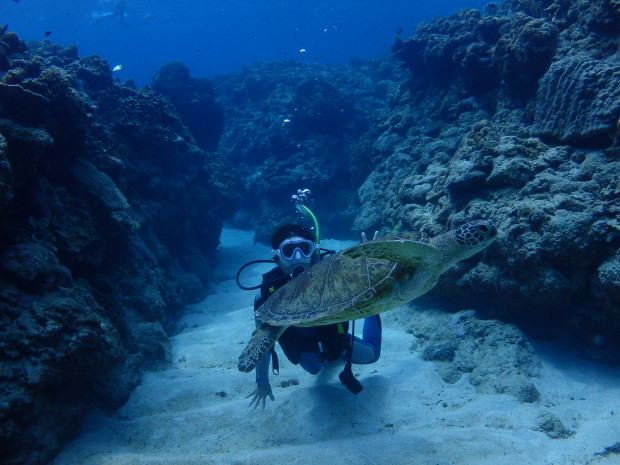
[342,240,437,267]
[238,323,285,373]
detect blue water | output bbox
[3,0,486,86]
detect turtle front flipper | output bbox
[238,323,286,373]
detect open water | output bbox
[3,0,486,86]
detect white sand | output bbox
[52,228,620,465]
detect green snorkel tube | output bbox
[296,203,321,263]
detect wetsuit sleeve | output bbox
[253,310,271,385]
[252,269,283,385]
[255,346,271,385]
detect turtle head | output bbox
[451,220,497,259]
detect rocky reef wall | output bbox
[212,58,400,241]
[361,0,620,349]
[1,0,619,463]
[0,34,238,465]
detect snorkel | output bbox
[236,188,324,290]
[296,203,320,262]
[292,189,321,264]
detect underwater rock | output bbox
[355,0,620,349]
[533,54,620,147]
[175,272,207,304]
[151,61,223,151]
[1,241,72,291]
[132,322,171,362]
[0,121,53,187]
[392,8,489,86]
[392,6,558,98]
[0,82,50,126]
[421,342,457,362]
[212,57,397,240]
[69,54,114,92]
[1,32,26,55]
[570,0,620,35]
[0,31,239,465]
[537,412,572,439]
[90,353,143,410]
[444,120,497,200]
[596,250,620,302]
[0,133,13,215]
[292,78,349,134]
[71,158,130,212]
[495,13,559,97]
[0,283,125,465]
[456,40,500,95]
[408,308,541,403]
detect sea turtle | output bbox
[238,220,497,373]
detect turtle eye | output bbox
[478,224,490,234]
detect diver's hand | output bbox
[246,383,275,410]
[361,231,379,243]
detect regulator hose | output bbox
[235,259,276,290]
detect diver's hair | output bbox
[271,224,314,249]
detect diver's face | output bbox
[274,237,315,275]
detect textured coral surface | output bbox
[1,0,619,463]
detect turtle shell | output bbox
[256,233,437,327]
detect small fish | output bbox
[299,48,306,53]
[112,64,123,72]
[44,30,52,37]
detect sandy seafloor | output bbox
[52,228,620,465]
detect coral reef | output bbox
[354,0,620,351]
[533,54,620,145]
[151,61,223,151]
[1,0,619,462]
[212,58,400,241]
[0,34,238,465]
[407,308,541,403]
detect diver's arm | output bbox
[247,348,275,410]
[246,315,275,409]
[255,344,271,386]
[252,309,272,386]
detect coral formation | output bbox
[151,61,223,151]
[351,0,620,350]
[212,58,399,240]
[1,0,619,462]
[533,54,620,145]
[408,308,541,403]
[0,32,238,465]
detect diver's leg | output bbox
[299,352,327,375]
[350,315,382,364]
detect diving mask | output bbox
[273,237,315,260]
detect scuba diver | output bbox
[239,222,382,410]
[91,0,129,26]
